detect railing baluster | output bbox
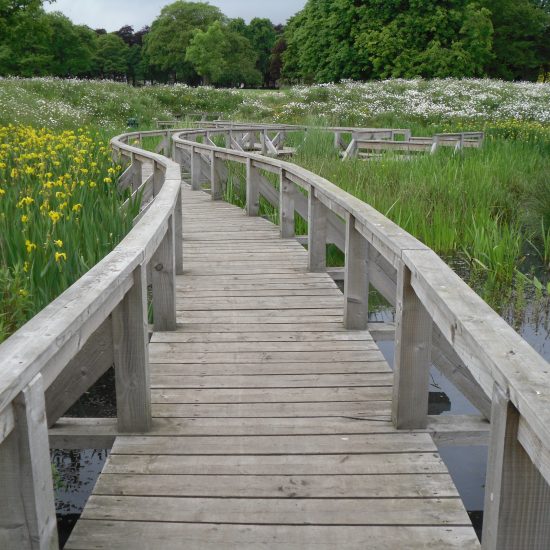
[482,384,550,549]
[152,161,164,196]
[152,215,177,331]
[308,189,328,272]
[0,375,59,549]
[246,158,260,216]
[392,262,432,429]
[344,213,368,329]
[280,169,296,238]
[191,145,201,191]
[174,185,183,276]
[112,264,151,433]
[210,151,223,201]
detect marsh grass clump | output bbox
[0,125,140,342]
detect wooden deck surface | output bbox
[66,185,480,549]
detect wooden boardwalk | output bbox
[66,185,479,549]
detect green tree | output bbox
[143,0,223,83]
[482,0,550,80]
[45,13,97,77]
[186,20,262,87]
[95,33,129,80]
[245,18,278,86]
[185,20,226,84]
[283,0,496,82]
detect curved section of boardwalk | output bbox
[66,185,479,549]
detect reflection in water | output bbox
[52,449,109,547]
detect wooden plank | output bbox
[151,373,392,388]
[151,330,372,343]
[151,361,390,376]
[112,265,151,432]
[66,522,480,550]
[482,384,550,549]
[152,401,391,418]
[111,432,435,455]
[149,348,381,364]
[81,495,470,526]
[151,386,392,404]
[50,416,408,443]
[149,340,376,352]
[94,472,459,498]
[392,263,432,429]
[105,451,449,475]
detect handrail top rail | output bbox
[172,123,550,482]
[0,130,182,418]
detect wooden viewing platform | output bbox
[0,124,549,550]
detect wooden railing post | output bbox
[210,151,223,201]
[131,155,144,192]
[174,186,183,275]
[482,384,550,549]
[0,375,59,549]
[190,146,201,191]
[260,130,268,155]
[152,161,164,196]
[392,262,432,429]
[308,189,328,272]
[112,264,151,433]
[344,213,368,329]
[280,169,296,238]
[246,158,260,216]
[152,215,177,331]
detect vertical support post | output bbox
[391,262,432,429]
[334,131,342,151]
[246,158,260,216]
[225,131,232,149]
[482,385,550,550]
[152,161,164,196]
[112,264,151,432]
[174,186,183,275]
[152,215,177,331]
[191,146,201,191]
[280,169,296,238]
[261,131,268,155]
[0,376,59,550]
[210,151,223,201]
[344,213,368,329]
[131,155,144,192]
[308,189,328,272]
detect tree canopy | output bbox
[0,0,547,85]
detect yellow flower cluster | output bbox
[0,125,125,301]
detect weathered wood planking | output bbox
[67,185,478,550]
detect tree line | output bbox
[0,0,548,85]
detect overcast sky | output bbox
[44,0,306,31]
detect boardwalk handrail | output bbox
[0,130,183,548]
[172,123,550,549]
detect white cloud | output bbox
[44,0,305,31]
